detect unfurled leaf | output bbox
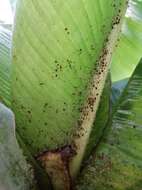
[110,0,142,106]
[111,0,142,82]
[0,26,11,106]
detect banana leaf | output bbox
[111,0,142,105]
[0,26,11,106]
[12,0,127,161]
[111,0,142,82]
[76,58,142,190]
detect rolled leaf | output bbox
[12,0,127,185]
[12,0,127,155]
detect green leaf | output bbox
[111,0,142,82]
[0,103,37,190]
[0,26,11,106]
[11,0,127,184]
[76,58,142,190]
[12,0,127,154]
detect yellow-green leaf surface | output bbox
[111,0,142,82]
[12,0,127,157]
[0,26,11,106]
[76,58,142,190]
[0,103,37,190]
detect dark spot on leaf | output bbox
[63,108,66,112]
[27,110,31,114]
[40,82,44,86]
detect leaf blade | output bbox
[12,0,127,155]
[111,0,142,82]
[0,26,11,106]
